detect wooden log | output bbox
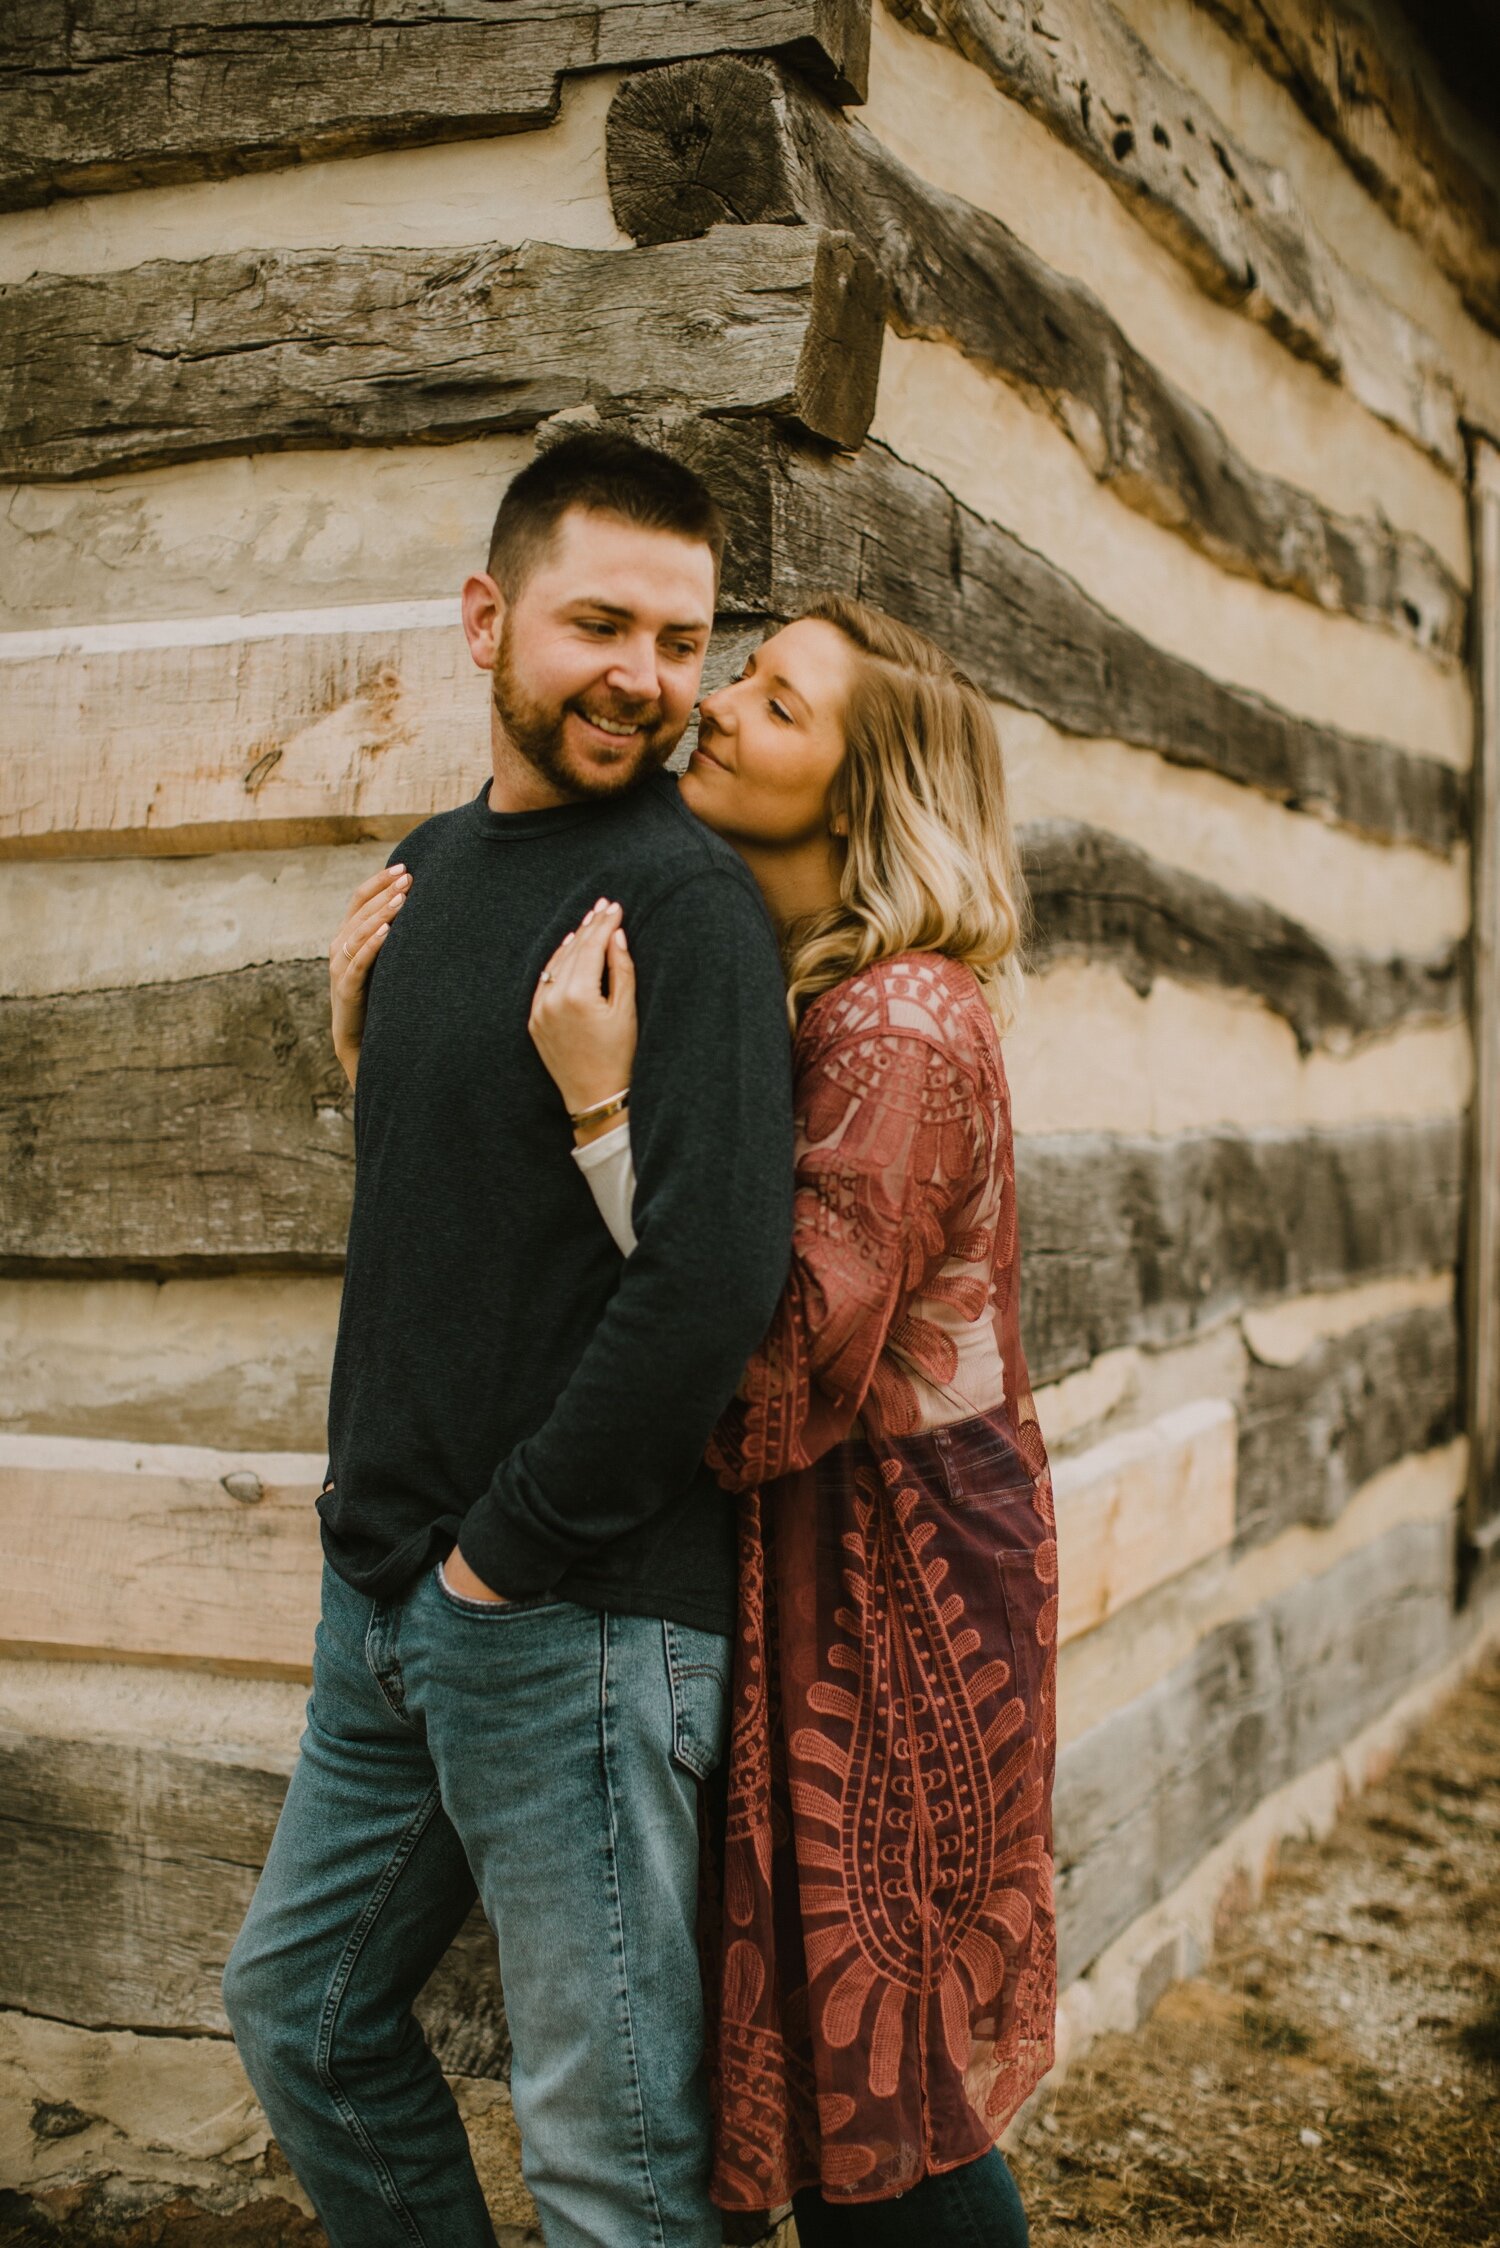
[0,1726,509,2075]
[0,228,885,480]
[0,960,352,1273]
[1024,818,1464,1052]
[1053,1398,1235,1646]
[883,0,1461,473]
[1053,1514,1456,1981]
[1236,1303,1460,1550]
[0,608,769,860]
[1199,0,1500,343]
[0,0,870,211]
[683,417,1468,854]
[1016,1114,1464,1388]
[606,56,1464,662]
[0,1434,325,1672]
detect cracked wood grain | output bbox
[0,228,885,479]
[0,0,870,209]
[1200,0,1500,343]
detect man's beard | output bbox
[491,621,676,800]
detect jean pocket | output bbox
[432,1560,560,1619]
[663,1620,730,1781]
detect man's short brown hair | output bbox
[486,430,726,597]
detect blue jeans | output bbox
[224,1560,729,2248]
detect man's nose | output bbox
[606,637,662,704]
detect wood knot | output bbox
[221,1470,264,1504]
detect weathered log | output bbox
[0,228,885,480]
[1016,1115,1464,1387]
[679,418,1467,854]
[0,960,353,1273]
[1200,0,1500,342]
[606,56,1464,661]
[1054,1515,1457,1980]
[0,0,870,211]
[0,610,766,861]
[885,0,1462,471]
[1024,818,1465,1051]
[0,1726,509,2076]
[1236,1302,1460,1549]
[0,957,1463,1375]
[0,1433,325,1672]
[1053,1399,1235,1646]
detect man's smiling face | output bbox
[484,505,717,801]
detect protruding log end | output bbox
[608,56,806,246]
[794,229,886,450]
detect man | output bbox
[224,431,795,2248]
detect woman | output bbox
[529,595,1056,2244]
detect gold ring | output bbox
[540,969,555,984]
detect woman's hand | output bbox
[330,863,411,1086]
[529,899,637,1140]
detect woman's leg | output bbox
[791,2148,1029,2248]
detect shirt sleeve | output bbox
[573,1119,638,1257]
[457,866,794,1596]
[707,1020,987,1491]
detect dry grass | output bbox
[1009,1651,1500,2247]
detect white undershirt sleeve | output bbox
[571,1117,639,1256]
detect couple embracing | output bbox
[224,431,1058,2248]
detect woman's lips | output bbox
[691,735,728,770]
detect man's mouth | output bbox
[573,706,654,744]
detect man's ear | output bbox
[461,571,506,672]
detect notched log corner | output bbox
[606,56,1464,664]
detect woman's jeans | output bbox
[792,2149,1029,2246]
[223,1560,729,2248]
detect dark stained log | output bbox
[1023,819,1465,1052]
[1054,1516,1459,1981]
[0,1725,509,2075]
[0,0,870,211]
[0,961,353,1274]
[884,0,1461,471]
[1236,1303,1461,1548]
[607,57,1464,662]
[0,963,1463,1381]
[668,416,1467,853]
[1015,1116,1464,1387]
[1200,0,1500,341]
[0,229,886,480]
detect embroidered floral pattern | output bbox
[706,955,1058,2207]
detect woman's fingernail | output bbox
[562,932,574,946]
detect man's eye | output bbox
[580,619,615,636]
[664,642,697,662]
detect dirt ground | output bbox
[1007,1650,1500,2248]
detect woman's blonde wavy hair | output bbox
[781,592,1028,1033]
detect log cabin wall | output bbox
[2,0,1499,2232]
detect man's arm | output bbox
[455,866,794,1596]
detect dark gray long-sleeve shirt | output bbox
[318,773,794,1632]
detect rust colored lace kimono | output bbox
[704,952,1058,2208]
